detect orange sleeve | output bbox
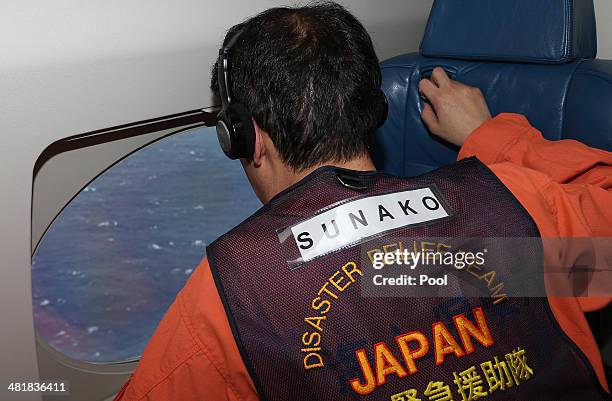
[113,257,257,401]
[458,113,612,392]
[458,113,612,190]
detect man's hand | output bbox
[419,67,492,146]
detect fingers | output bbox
[419,67,451,102]
[420,102,440,134]
[418,78,438,102]
[419,78,441,133]
[431,67,451,87]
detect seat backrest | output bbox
[373,0,612,385]
[374,0,612,177]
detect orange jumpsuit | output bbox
[114,113,612,401]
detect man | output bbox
[115,3,611,400]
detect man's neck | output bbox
[264,154,376,202]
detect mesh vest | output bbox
[208,158,607,401]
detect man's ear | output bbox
[251,118,266,167]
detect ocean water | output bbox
[32,126,261,363]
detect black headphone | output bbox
[215,29,389,160]
[216,29,255,160]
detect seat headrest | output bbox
[420,0,597,64]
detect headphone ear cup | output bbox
[216,110,235,158]
[216,103,255,160]
[229,103,255,159]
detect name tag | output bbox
[290,187,450,262]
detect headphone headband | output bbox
[217,28,244,108]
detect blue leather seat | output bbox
[373,0,612,177]
[373,0,612,384]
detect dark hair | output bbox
[210,1,384,171]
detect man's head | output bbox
[211,2,384,202]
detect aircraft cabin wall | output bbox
[596,0,612,58]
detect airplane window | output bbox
[32,126,261,363]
